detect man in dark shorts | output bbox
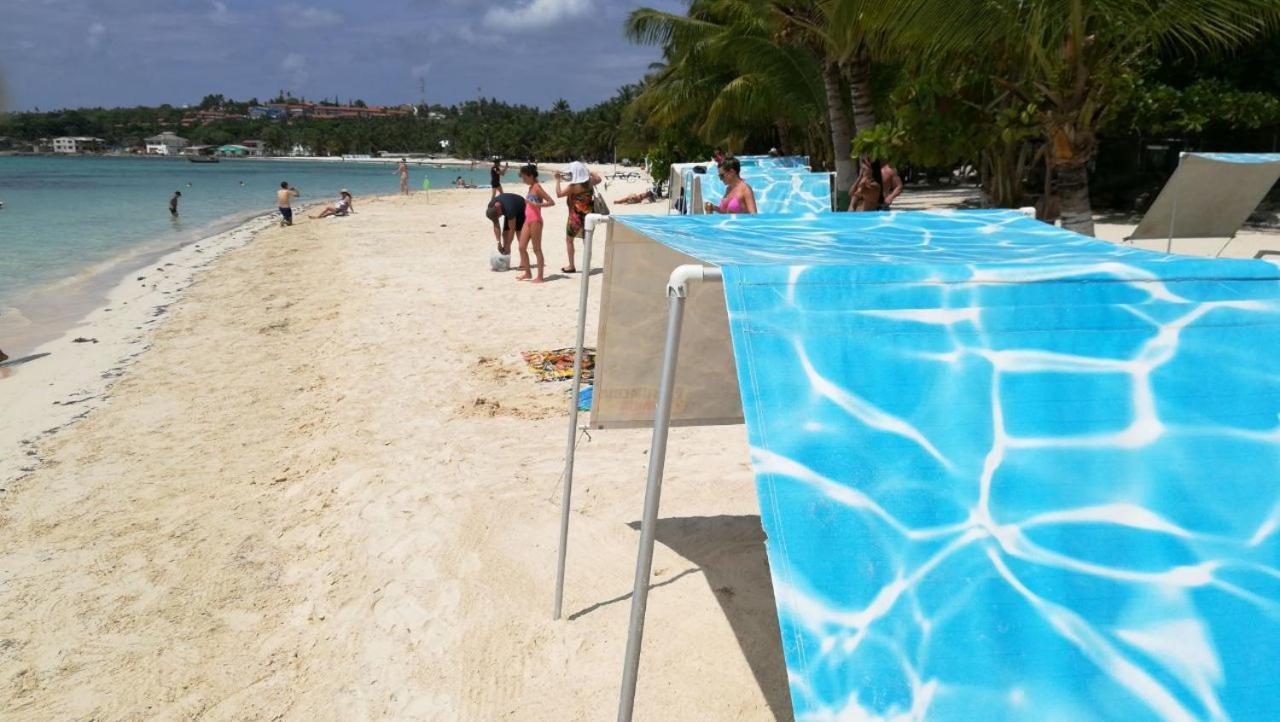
[169,191,181,217]
[277,181,299,227]
[486,192,525,254]
[490,159,508,198]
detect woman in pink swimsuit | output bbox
[516,164,555,283]
[703,156,757,214]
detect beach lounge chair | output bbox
[556,211,1280,722]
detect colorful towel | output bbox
[521,348,595,383]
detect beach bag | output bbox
[592,186,610,216]
[489,253,511,272]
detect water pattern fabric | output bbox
[616,210,1280,721]
[1194,152,1280,164]
[699,169,833,215]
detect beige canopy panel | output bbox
[1130,153,1280,240]
[588,221,742,429]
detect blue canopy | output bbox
[618,210,1280,721]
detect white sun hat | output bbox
[565,161,590,184]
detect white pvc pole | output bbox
[617,265,722,722]
[553,214,606,621]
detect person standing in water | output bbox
[514,164,555,283]
[277,181,300,226]
[490,159,508,198]
[169,191,182,217]
[396,158,410,195]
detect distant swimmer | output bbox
[239,180,246,187]
[169,190,182,216]
[277,181,300,226]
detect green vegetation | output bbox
[624,0,1280,234]
[0,88,646,164]
[6,1,1280,234]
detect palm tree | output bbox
[626,0,829,173]
[882,0,1280,235]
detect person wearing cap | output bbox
[485,191,526,254]
[555,161,602,273]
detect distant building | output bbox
[262,102,413,121]
[53,136,105,154]
[240,139,267,157]
[216,144,250,157]
[144,132,189,155]
[181,144,217,157]
[248,106,287,121]
[288,144,313,157]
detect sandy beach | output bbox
[2,178,1279,720]
[0,176,791,720]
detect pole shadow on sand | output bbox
[572,515,794,720]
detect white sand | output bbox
[2,179,1277,720]
[0,177,789,720]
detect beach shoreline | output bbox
[0,209,286,484]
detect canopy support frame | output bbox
[616,264,724,722]
[553,213,610,621]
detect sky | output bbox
[0,0,684,112]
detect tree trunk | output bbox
[1055,160,1094,236]
[843,48,876,136]
[822,61,854,197]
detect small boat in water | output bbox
[188,156,219,163]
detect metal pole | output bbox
[553,214,606,621]
[1167,152,1185,254]
[617,265,721,722]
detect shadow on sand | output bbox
[576,515,794,720]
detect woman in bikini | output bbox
[848,156,884,212]
[515,164,555,283]
[703,157,758,214]
[556,161,602,273]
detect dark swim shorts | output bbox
[279,206,293,224]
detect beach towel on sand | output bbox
[521,348,595,383]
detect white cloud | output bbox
[208,1,235,26]
[279,3,344,29]
[281,52,309,86]
[86,21,106,51]
[482,0,589,32]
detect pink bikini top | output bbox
[719,194,742,213]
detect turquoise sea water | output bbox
[0,155,488,353]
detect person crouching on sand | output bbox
[277,181,299,226]
[515,164,554,283]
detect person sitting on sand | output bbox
[455,176,466,188]
[613,189,655,205]
[486,192,526,255]
[555,161,602,273]
[703,157,757,214]
[311,190,355,219]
